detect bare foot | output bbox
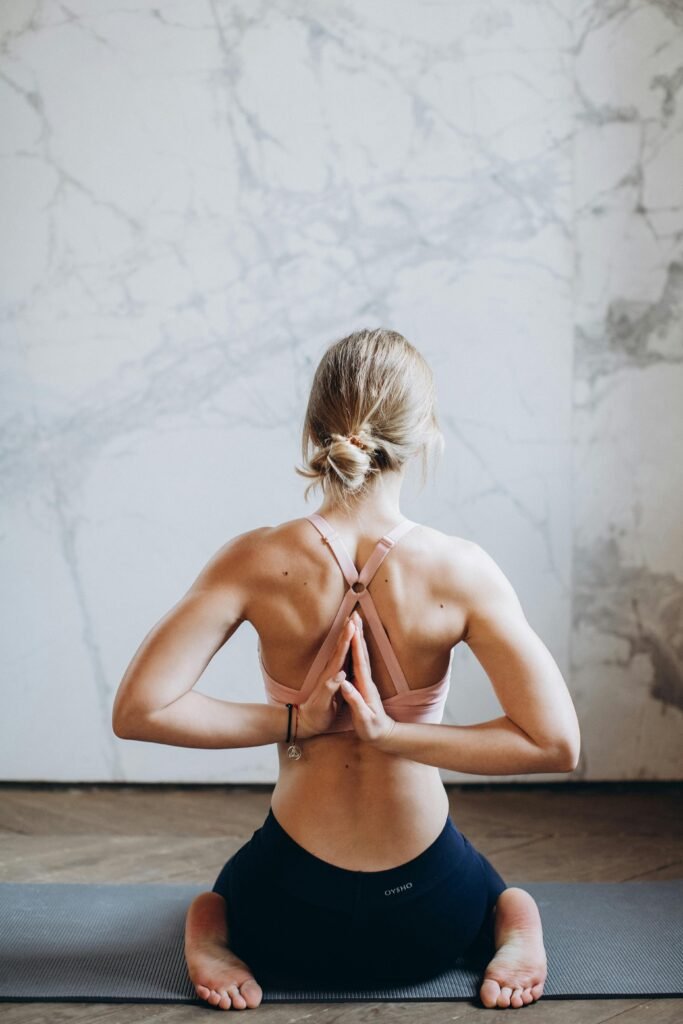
[185,891,263,1010]
[479,887,548,1009]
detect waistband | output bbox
[251,806,470,916]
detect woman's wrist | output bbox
[295,705,319,741]
[280,704,319,743]
[370,717,401,752]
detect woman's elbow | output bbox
[553,738,580,772]
[112,705,144,740]
[112,712,132,739]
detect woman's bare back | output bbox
[245,514,471,869]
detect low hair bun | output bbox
[325,429,378,492]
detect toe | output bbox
[510,987,524,1007]
[498,985,513,1008]
[521,987,534,1004]
[217,989,232,1010]
[207,988,222,1006]
[480,978,501,1008]
[240,977,263,1008]
[531,981,545,999]
[227,983,247,1009]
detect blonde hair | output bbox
[295,328,445,510]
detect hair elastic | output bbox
[285,703,302,760]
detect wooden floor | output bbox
[1,781,681,1022]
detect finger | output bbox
[352,612,371,672]
[325,618,356,676]
[352,634,385,715]
[317,672,346,708]
[340,678,368,716]
[340,663,373,713]
[312,621,354,696]
[350,628,369,689]
[350,626,377,702]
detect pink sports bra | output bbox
[259,512,453,735]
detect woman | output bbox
[112,328,580,1011]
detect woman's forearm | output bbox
[373,714,574,775]
[113,691,289,749]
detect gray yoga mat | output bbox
[0,880,681,1003]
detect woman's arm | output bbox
[112,529,291,748]
[114,690,291,749]
[347,539,581,775]
[371,716,574,775]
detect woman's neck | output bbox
[314,470,406,527]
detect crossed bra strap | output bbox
[301,513,418,697]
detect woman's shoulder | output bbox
[383,523,513,627]
[198,518,312,576]
[387,518,480,567]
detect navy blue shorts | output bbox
[210,806,507,988]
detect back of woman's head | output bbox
[296,327,445,510]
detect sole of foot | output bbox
[479,886,548,1009]
[185,891,263,1010]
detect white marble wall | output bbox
[571,1,683,780]
[1,1,680,783]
